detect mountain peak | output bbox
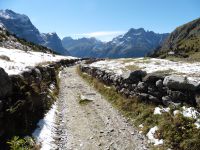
[128,28,145,33]
[0,9,29,21]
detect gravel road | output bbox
[55,66,149,150]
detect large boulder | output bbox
[163,75,199,91]
[126,70,147,84]
[142,73,164,85]
[0,67,12,98]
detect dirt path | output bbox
[56,66,149,150]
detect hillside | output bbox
[62,28,168,58]
[0,24,54,53]
[0,9,70,55]
[150,18,200,60]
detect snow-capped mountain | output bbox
[62,28,169,58]
[102,28,169,58]
[0,9,70,55]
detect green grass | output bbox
[77,66,200,150]
[7,136,40,150]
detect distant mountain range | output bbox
[62,28,169,58]
[150,18,200,60]
[0,9,70,55]
[0,9,170,58]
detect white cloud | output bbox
[72,31,125,42]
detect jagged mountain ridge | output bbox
[150,18,200,59]
[62,28,169,58]
[0,9,70,55]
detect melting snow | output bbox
[182,106,199,119]
[0,47,76,75]
[90,60,125,75]
[195,119,200,129]
[154,107,170,115]
[146,126,163,146]
[32,102,58,150]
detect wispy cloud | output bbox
[72,31,125,41]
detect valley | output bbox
[0,2,199,150]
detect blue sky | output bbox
[0,0,199,41]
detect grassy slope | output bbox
[151,18,200,61]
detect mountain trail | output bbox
[55,66,149,150]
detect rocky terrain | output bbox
[62,28,169,58]
[150,18,200,60]
[0,9,70,55]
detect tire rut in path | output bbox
[56,66,149,150]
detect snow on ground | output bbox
[89,58,200,82]
[90,60,125,75]
[182,106,199,119]
[0,47,76,75]
[146,126,163,146]
[154,107,170,115]
[32,102,58,150]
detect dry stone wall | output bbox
[0,59,79,148]
[80,64,200,107]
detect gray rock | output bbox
[149,95,160,103]
[0,67,12,98]
[137,82,148,92]
[0,100,3,111]
[127,70,147,83]
[167,90,187,102]
[156,79,163,89]
[163,75,199,91]
[143,74,164,84]
[162,96,171,106]
[137,93,149,101]
[195,94,200,107]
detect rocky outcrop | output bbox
[80,64,200,107]
[0,59,78,148]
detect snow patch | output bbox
[173,110,181,116]
[32,102,58,150]
[182,106,199,119]
[146,126,163,146]
[154,107,170,115]
[90,60,125,76]
[195,119,200,129]
[0,47,76,75]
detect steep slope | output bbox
[151,18,200,59]
[62,28,168,58]
[0,23,54,53]
[62,37,104,58]
[42,33,70,55]
[0,9,70,55]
